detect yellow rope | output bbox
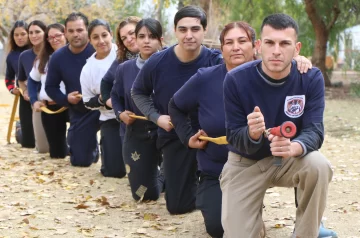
[198,136,228,145]
[7,94,20,143]
[128,114,227,145]
[40,106,67,114]
[129,115,147,120]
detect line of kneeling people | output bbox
[5,5,337,238]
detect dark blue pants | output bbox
[161,138,197,214]
[100,119,126,178]
[122,120,162,201]
[196,173,223,238]
[19,95,35,148]
[67,109,99,167]
[41,105,68,158]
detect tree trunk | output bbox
[178,0,185,10]
[304,0,340,87]
[190,0,210,16]
[156,0,164,24]
[312,29,331,87]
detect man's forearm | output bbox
[227,127,264,154]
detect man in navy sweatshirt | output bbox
[131,6,222,214]
[45,12,99,167]
[221,13,333,238]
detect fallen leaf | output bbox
[74,204,89,209]
[22,218,29,224]
[165,226,177,231]
[144,213,158,221]
[54,229,68,235]
[274,223,285,228]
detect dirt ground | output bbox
[0,74,359,238]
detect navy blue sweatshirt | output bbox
[224,60,325,160]
[111,59,142,116]
[5,49,27,91]
[101,59,122,103]
[131,45,222,142]
[169,64,228,177]
[17,49,36,81]
[45,43,95,121]
[6,51,21,82]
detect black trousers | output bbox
[100,119,126,178]
[196,173,224,238]
[19,95,35,148]
[122,120,162,201]
[161,138,197,214]
[41,105,68,158]
[67,110,100,167]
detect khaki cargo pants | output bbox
[220,151,333,238]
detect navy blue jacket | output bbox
[18,49,36,81]
[169,64,228,177]
[224,60,325,160]
[45,43,95,121]
[111,59,142,116]
[132,45,223,142]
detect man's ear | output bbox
[255,39,261,54]
[295,42,302,57]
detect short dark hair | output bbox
[174,5,207,29]
[28,20,47,47]
[135,18,163,47]
[8,20,29,52]
[65,12,89,28]
[261,13,299,37]
[88,19,111,37]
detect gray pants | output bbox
[220,151,333,238]
[32,111,49,153]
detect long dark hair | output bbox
[88,19,111,37]
[28,20,47,47]
[135,18,163,48]
[115,16,141,62]
[219,21,257,60]
[7,20,29,53]
[37,23,65,74]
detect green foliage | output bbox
[218,0,359,58]
[350,82,360,97]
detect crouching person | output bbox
[221,13,333,238]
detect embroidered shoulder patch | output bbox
[284,95,305,118]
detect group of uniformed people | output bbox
[5,5,337,238]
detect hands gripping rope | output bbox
[127,114,297,157]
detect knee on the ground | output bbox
[70,158,93,167]
[205,221,223,238]
[167,203,195,215]
[101,170,126,178]
[131,189,160,202]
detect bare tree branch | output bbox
[304,0,326,31]
[326,0,341,31]
[0,24,9,37]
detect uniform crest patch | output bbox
[284,95,305,118]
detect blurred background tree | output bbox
[0,0,359,86]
